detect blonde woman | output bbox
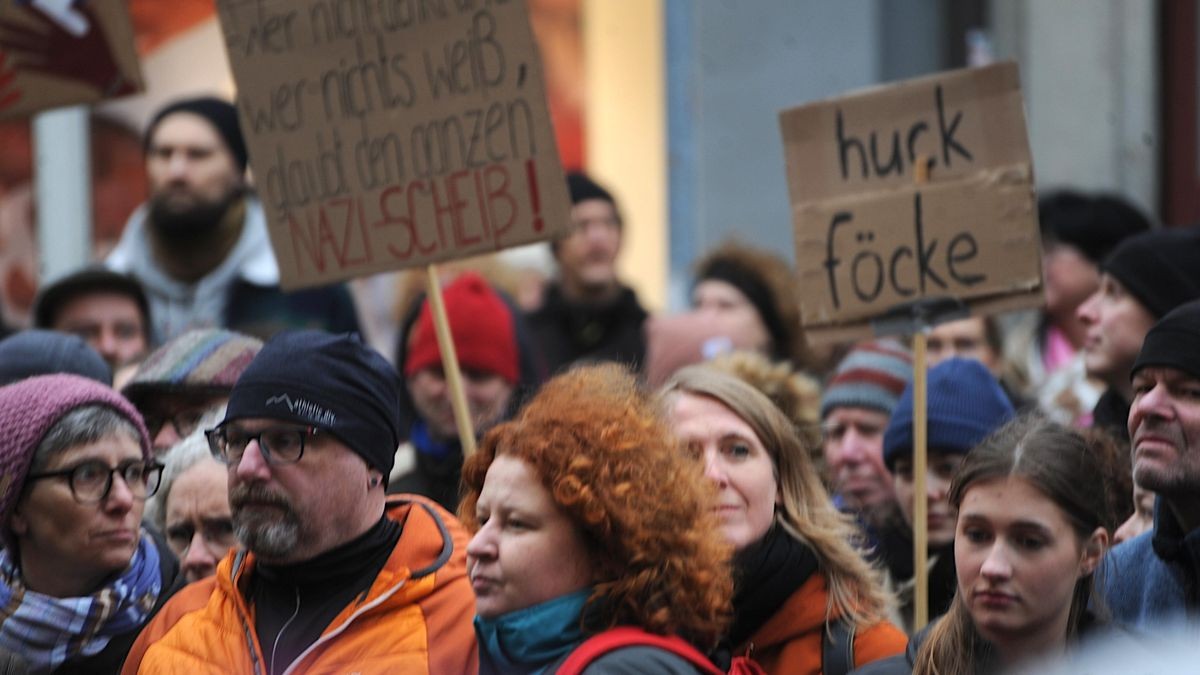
[662,365,904,673]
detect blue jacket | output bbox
[1101,498,1200,628]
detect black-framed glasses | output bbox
[26,459,164,504]
[143,409,207,439]
[205,425,318,466]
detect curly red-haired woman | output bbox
[460,364,733,674]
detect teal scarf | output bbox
[475,589,591,675]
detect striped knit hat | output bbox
[122,329,263,409]
[0,374,151,542]
[820,339,913,419]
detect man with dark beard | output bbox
[107,97,360,343]
[122,330,477,674]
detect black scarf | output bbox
[729,525,818,648]
[252,515,401,674]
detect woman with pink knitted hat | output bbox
[0,374,184,672]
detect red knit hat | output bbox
[405,273,519,384]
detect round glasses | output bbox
[205,425,318,466]
[26,459,164,504]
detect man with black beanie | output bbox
[123,330,477,674]
[1077,225,1200,440]
[527,172,648,374]
[106,96,360,344]
[1102,300,1200,627]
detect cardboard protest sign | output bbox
[0,0,143,119]
[216,0,570,290]
[779,63,1042,342]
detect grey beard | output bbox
[234,508,300,559]
[148,183,245,241]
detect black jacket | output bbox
[527,282,648,375]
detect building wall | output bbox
[665,1,882,308]
[991,0,1159,219]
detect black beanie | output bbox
[567,172,615,206]
[1039,190,1151,264]
[144,96,249,172]
[1132,299,1200,380]
[1102,226,1200,319]
[222,330,401,476]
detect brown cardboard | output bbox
[0,0,144,119]
[779,63,1043,342]
[215,0,570,290]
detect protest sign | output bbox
[0,0,143,119]
[779,62,1042,342]
[216,0,570,290]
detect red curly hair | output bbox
[459,364,732,648]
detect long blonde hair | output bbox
[661,364,892,628]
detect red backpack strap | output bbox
[556,626,724,675]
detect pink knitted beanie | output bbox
[0,374,151,533]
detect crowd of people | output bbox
[0,93,1199,674]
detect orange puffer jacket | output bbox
[742,574,906,674]
[122,496,477,675]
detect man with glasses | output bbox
[123,330,477,675]
[122,328,262,455]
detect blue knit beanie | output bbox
[222,330,400,476]
[883,357,1014,471]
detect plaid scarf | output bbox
[0,531,162,671]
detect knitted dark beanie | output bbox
[1039,190,1151,264]
[222,331,400,476]
[567,172,617,210]
[1103,226,1200,319]
[0,374,152,540]
[404,273,519,385]
[883,358,1014,470]
[0,330,111,386]
[144,96,248,172]
[1132,299,1200,380]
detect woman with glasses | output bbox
[0,373,184,673]
[144,407,235,583]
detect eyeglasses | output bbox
[26,459,164,504]
[205,425,318,466]
[143,409,208,439]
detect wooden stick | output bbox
[424,264,477,457]
[912,331,929,630]
[913,156,930,631]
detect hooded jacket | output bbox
[742,574,906,674]
[121,496,476,675]
[108,195,361,343]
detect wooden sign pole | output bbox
[424,265,478,458]
[913,158,930,631]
